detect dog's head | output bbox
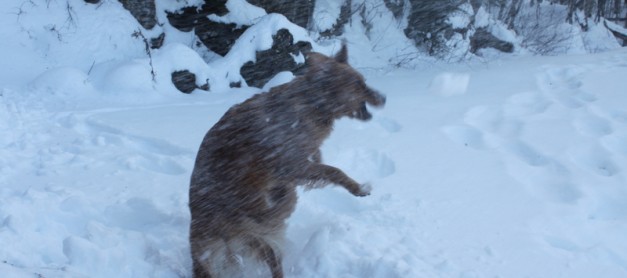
[305,44,386,121]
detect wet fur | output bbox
[189,45,385,278]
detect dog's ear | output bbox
[334,43,348,64]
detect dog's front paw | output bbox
[351,183,372,197]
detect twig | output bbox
[132,29,156,82]
[64,0,77,28]
[87,60,96,75]
[12,0,36,23]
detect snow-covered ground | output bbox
[3,47,627,277]
[2,1,627,277]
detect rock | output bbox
[172,70,197,94]
[199,82,210,91]
[404,0,460,55]
[240,29,312,88]
[470,28,514,54]
[166,2,313,89]
[384,0,405,20]
[150,33,165,49]
[118,0,157,30]
[166,2,229,32]
[195,20,248,56]
[247,0,314,28]
[166,1,247,56]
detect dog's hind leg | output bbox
[192,257,212,278]
[249,238,283,278]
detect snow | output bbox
[312,0,344,32]
[207,0,267,27]
[2,1,627,278]
[474,6,490,28]
[446,2,473,29]
[428,72,470,97]
[262,71,295,92]
[0,0,145,85]
[582,22,623,52]
[341,0,425,69]
[91,43,213,96]
[213,13,316,89]
[605,19,627,37]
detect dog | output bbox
[189,43,386,278]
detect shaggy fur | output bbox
[189,44,386,278]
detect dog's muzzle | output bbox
[355,102,372,120]
[367,88,386,107]
[353,88,385,121]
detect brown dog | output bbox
[189,44,386,278]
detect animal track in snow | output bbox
[506,158,582,204]
[573,111,613,137]
[376,116,402,133]
[501,140,549,167]
[544,236,581,252]
[609,110,627,124]
[504,92,552,117]
[589,197,627,221]
[537,66,596,109]
[441,125,485,149]
[447,65,618,205]
[84,119,192,157]
[542,182,583,204]
[72,118,191,176]
[601,134,627,159]
[569,145,620,177]
[464,106,522,138]
[464,106,502,133]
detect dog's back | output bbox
[189,45,385,278]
